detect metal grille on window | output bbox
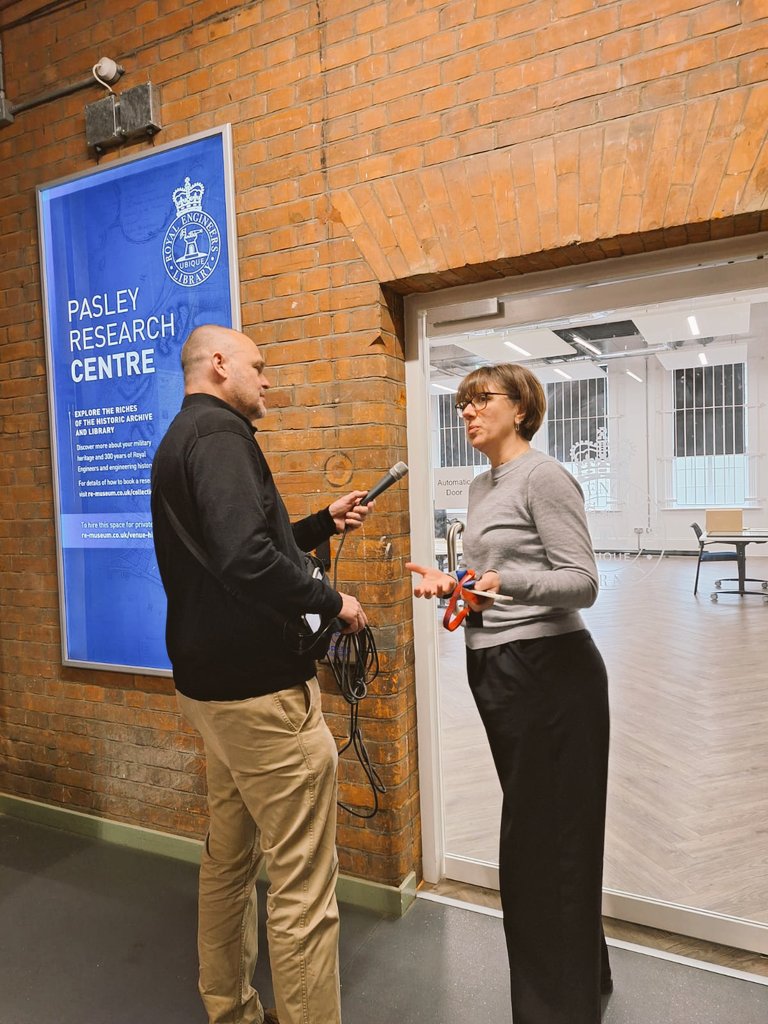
[671,363,748,506]
[546,377,610,510]
[546,378,608,464]
[436,393,488,468]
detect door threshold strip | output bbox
[415,891,768,985]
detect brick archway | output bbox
[331,85,768,291]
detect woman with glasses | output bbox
[407,363,611,1024]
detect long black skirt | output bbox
[466,629,610,1024]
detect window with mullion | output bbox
[671,362,747,506]
[546,378,608,464]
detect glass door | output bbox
[405,236,768,952]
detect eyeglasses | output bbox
[455,392,509,416]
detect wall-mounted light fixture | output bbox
[92,57,124,89]
[85,58,161,155]
[0,49,161,156]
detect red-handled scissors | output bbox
[442,568,478,631]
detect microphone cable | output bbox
[324,527,386,819]
[325,625,385,818]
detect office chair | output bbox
[690,522,739,595]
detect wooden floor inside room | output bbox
[436,554,768,949]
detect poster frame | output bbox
[37,124,240,676]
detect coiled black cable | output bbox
[324,625,385,818]
[324,527,386,818]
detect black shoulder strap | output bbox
[158,490,214,574]
[156,488,244,603]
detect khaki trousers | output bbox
[177,677,341,1024]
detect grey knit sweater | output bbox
[462,448,599,650]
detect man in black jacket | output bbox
[151,324,370,1024]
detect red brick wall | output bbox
[1,0,766,886]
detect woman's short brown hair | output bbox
[456,363,547,441]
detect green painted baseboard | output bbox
[0,793,417,917]
[0,793,204,862]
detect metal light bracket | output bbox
[85,82,161,154]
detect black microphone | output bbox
[362,462,409,504]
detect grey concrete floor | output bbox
[1,815,766,1024]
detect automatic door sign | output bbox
[434,467,474,510]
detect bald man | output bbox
[151,324,370,1024]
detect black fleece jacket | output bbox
[151,393,343,700]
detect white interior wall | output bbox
[586,338,768,555]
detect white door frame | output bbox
[404,233,768,953]
[404,301,446,885]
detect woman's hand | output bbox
[405,562,456,599]
[329,491,372,533]
[464,569,501,611]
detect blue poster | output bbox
[38,126,239,673]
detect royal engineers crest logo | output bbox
[163,177,221,287]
